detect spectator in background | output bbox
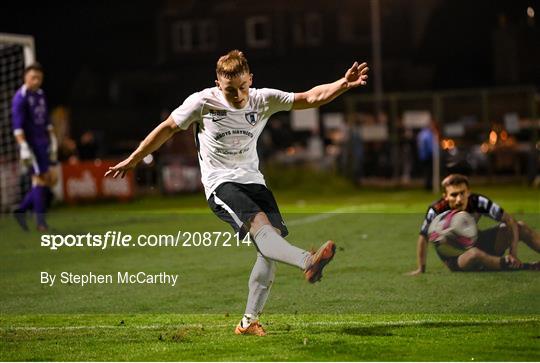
[59,136,78,163]
[339,122,363,183]
[78,131,98,160]
[400,128,414,184]
[269,118,293,152]
[417,121,437,190]
[349,124,364,184]
[306,128,324,163]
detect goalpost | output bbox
[0,33,36,213]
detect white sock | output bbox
[245,253,276,319]
[252,225,312,269]
[241,314,257,328]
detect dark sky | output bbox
[2,1,157,105]
[2,0,538,140]
[416,0,539,88]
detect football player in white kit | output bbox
[106,50,369,336]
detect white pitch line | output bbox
[1,317,538,332]
[287,206,358,226]
[292,317,540,328]
[0,324,205,331]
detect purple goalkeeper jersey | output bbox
[12,85,50,146]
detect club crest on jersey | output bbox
[245,112,258,125]
[209,109,227,122]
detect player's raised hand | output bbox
[105,157,138,178]
[344,62,369,88]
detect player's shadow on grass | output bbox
[341,326,393,336]
[340,320,528,336]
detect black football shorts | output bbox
[438,224,505,272]
[477,225,505,256]
[208,182,288,239]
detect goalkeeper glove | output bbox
[19,142,35,167]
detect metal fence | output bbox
[344,86,539,191]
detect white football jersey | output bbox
[171,87,294,199]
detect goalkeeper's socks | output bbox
[33,186,48,228]
[17,187,35,212]
[252,225,312,269]
[241,314,258,328]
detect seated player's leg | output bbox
[476,225,511,256]
[516,221,540,253]
[479,222,540,256]
[437,255,461,271]
[457,247,501,271]
[433,244,486,272]
[457,247,503,271]
[456,247,529,271]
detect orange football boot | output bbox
[304,240,336,283]
[234,321,267,336]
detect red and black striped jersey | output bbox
[419,193,504,237]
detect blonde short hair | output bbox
[216,50,250,79]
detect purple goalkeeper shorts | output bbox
[30,144,50,175]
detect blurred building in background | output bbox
[2,0,539,197]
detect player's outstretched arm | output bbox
[292,61,369,110]
[501,212,522,266]
[105,116,178,178]
[407,235,428,276]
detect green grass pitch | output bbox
[1,182,539,361]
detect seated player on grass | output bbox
[408,174,540,274]
[105,50,369,336]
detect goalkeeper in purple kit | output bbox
[12,63,57,231]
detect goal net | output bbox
[0,33,35,213]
